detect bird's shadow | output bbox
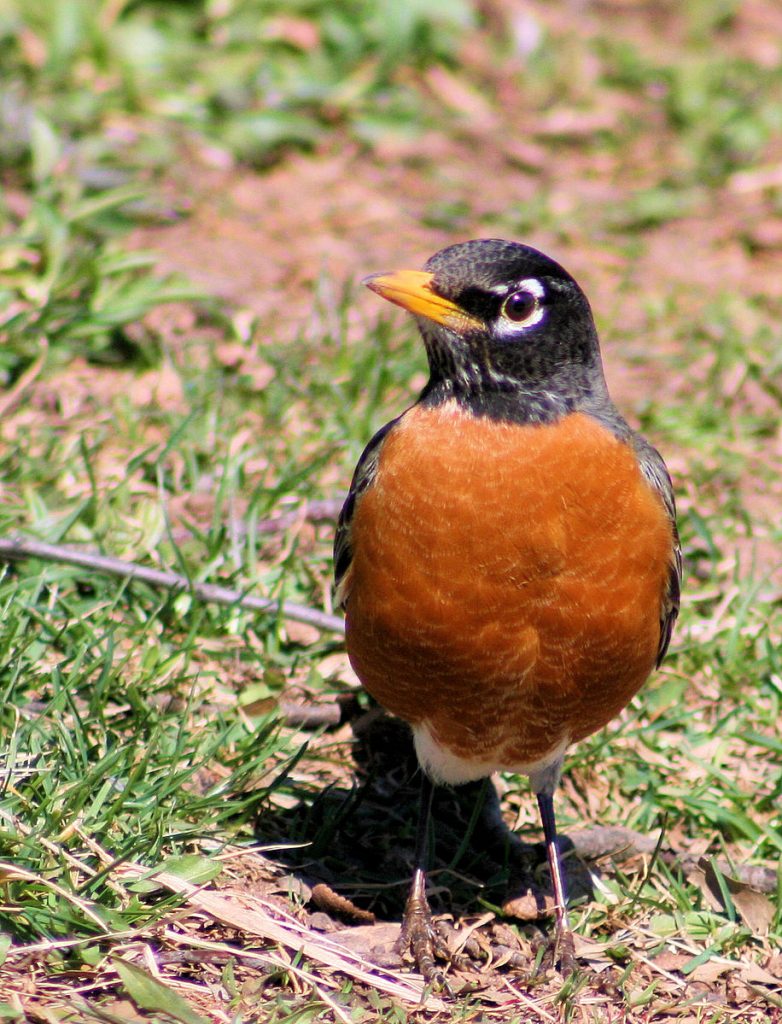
[256,707,593,928]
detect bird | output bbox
[333,238,681,981]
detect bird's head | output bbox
[364,238,610,422]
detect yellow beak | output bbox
[363,269,482,334]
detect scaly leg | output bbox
[536,789,576,973]
[398,773,449,984]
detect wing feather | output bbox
[333,418,399,609]
[632,436,682,667]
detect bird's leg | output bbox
[398,773,449,984]
[536,789,576,973]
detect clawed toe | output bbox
[554,926,576,975]
[535,925,577,977]
[397,875,450,986]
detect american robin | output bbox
[334,239,681,980]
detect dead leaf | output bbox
[263,15,320,50]
[87,999,149,1022]
[214,341,247,368]
[571,934,617,973]
[128,363,184,411]
[115,863,446,1010]
[728,981,753,1006]
[423,67,497,125]
[213,343,274,390]
[764,954,782,980]
[651,951,691,974]
[246,364,274,391]
[694,858,775,936]
[284,620,321,646]
[330,922,401,960]
[501,138,548,170]
[536,109,619,137]
[316,652,360,687]
[732,888,776,936]
[744,220,782,250]
[688,959,734,984]
[738,962,782,987]
[501,889,551,921]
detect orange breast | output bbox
[345,403,674,771]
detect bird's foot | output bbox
[553,924,576,975]
[397,875,451,987]
[535,924,576,977]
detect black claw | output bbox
[398,882,448,986]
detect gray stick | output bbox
[0,536,345,635]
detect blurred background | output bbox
[1,0,781,1019]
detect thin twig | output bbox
[0,536,345,635]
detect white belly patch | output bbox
[412,721,570,793]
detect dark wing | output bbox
[632,436,682,667]
[333,417,400,610]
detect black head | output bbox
[365,238,614,424]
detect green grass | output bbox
[0,0,474,173]
[1,0,782,1021]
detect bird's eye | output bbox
[502,290,539,324]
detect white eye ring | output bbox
[499,278,546,329]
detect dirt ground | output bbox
[134,2,782,331]
[132,0,782,587]
[109,0,782,1018]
